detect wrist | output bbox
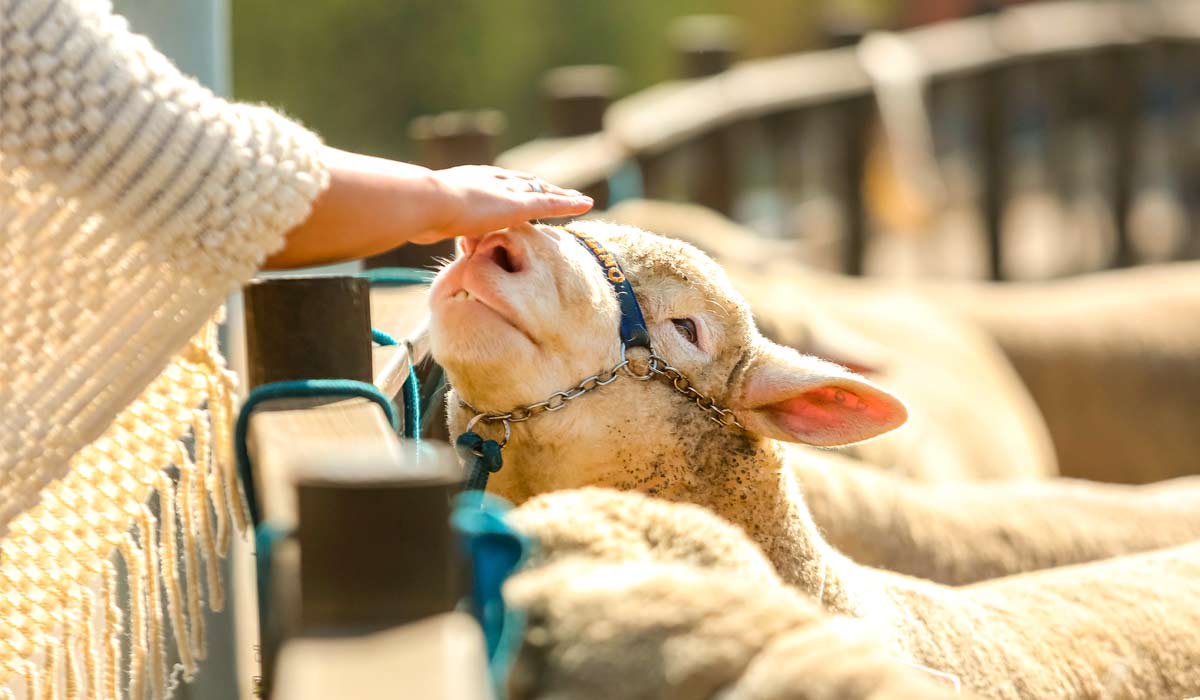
[410,168,464,244]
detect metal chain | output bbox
[460,358,630,445]
[460,351,743,444]
[646,354,745,429]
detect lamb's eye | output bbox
[671,318,699,346]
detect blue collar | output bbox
[566,227,652,350]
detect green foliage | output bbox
[230,0,863,161]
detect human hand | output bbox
[416,165,593,244]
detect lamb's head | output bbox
[429,220,907,503]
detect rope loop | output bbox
[458,431,505,492]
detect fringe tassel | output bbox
[140,506,168,700]
[156,471,198,680]
[81,588,100,700]
[104,562,122,700]
[179,459,207,660]
[1,321,244,698]
[23,662,37,700]
[121,535,147,700]
[64,590,80,700]
[41,640,55,700]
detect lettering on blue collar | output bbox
[565,227,652,350]
[574,231,626,283]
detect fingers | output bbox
[504,178,585,200]
[524,192,595,220]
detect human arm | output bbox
[264,149,593,269]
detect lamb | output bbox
[505,557,971,700]
[602,199,1056,482]
[792,448,1200,584]
[926,263,1200,483]
[508,487,1200,699]
[430,220,1200,586]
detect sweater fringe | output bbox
[0,320,246,698]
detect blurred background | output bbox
[105,0,1200,299]
[223,0,1200,283]
[230,0,879,159]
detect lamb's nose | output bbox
[476,234,525,274]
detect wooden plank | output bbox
[373,344,413,401]
[368,284,450,442]
[1150,0,1200,41]
[901,13,1004,78]
[993,1,1140,59]
[369,284,431,340]
[272,613,491,700]
[242,275,471,697]
[246,398,405,528]
[606,46,870,157]
[495,132,625,195]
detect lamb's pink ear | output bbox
[733,347,907,446]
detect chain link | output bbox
[460,351,744,437]
[645,354,744,429]
[460,359,629,429]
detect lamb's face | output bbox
[430,220,907,501]
[429,220,755,414]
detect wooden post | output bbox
[363,110,506,271]
[1105,43,1138,267]
[974,63,1009,280]
[542,65,620,207]
[244,276,372,388]
[243,276,466,696]
[838,95,874,276]
[670,16,743,215]
[636,150,671,203]
[669,15,743,79]
[543,65,620,137]
[412,109,506,170]
[296,468,462,634]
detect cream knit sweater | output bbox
[1,0,329,695]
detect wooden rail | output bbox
[240,276,482,699]
[495,0,1200,279]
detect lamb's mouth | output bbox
[444,285,539,346]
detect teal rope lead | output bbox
[370,327,421,439]
[457,431,503,492]
[452,492,531,697]
[372,328,399,347]
[405,364,421,440]
[359,267,436,286]
[234,379,399,526]
[360,267,432,437]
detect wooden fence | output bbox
[486,0,1200,280]
[239,276,488,698]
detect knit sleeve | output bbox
[0,0,330,531]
